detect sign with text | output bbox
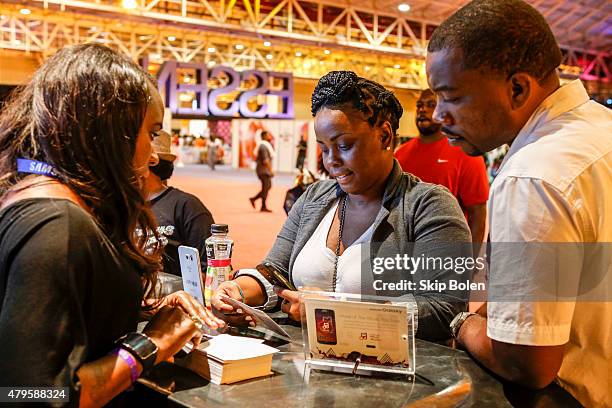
[300,291,415,376]
[156,61,294,119]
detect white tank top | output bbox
[292,199,374,293]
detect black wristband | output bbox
[116,332,158,373]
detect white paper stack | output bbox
[178,334,279,385]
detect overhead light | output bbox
[12,39,22,45]
[266,54,273,60]
[139,35,150,40]
[167,35,176,41]
[183,76,191,83]
[19,8,31,15]
[235,44,244,50]
[207,47,216,53]
[398,3,410,12]
[150,53,161,60]
[365,66,371,71]
[295,51,302,57]
[121,0,137,10]
[263,41,271,47]
[324,49,331,55]
[208,60,216,67]
[89,26,98,32]
[394,64,401,69]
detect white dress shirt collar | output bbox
[500,79,590,172]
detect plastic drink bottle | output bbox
[204,224,234,306]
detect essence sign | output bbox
[156,61,294,119]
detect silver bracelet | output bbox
[234,268,279,310]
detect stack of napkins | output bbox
[178,334,279,384]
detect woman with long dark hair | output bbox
[0,44,223,406]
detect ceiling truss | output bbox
[17,0,431,56]
[0,0,610,86]
[0,7,428,88]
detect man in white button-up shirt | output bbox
[425,0,612,406]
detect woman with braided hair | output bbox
[213,71,472,341]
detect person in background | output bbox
[194,136,206,148]
[395,89,489,255]
[215,71,473,342]
[0,44,223,407]
[207,135,222,170]
[249,130,275,212]
[144,130,215,277]
[427,0,612,405]
[171,131,180,146]
[295,136,307,171]
[484,145,509,183]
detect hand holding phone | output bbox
[256,262,297,291]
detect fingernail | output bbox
[249,322,256,327]
[245,316,253,321]
[236,309,243,314]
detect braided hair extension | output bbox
[311,71,403,137]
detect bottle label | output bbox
[205,241,233,260]
[205,243,214,259]
[208,259,231,267]
[204,237,233,306]
[204,265,233,307]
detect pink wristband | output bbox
[111,348,140,383]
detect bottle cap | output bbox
[210,224,229,234]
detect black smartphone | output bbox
[315,308,337,345]
[256,262,297,291]
[226,326,290,348]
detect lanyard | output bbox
[16,158,57,177]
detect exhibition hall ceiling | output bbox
[346,0,610,54]
[0,0,609,86]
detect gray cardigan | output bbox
[262,161,472,341]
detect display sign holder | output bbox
[299,290,415,378]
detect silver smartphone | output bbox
[178,245,205,305]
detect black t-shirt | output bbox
[150,187,214,276]
[0,198,143,405]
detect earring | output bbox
[386,146,391,151]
